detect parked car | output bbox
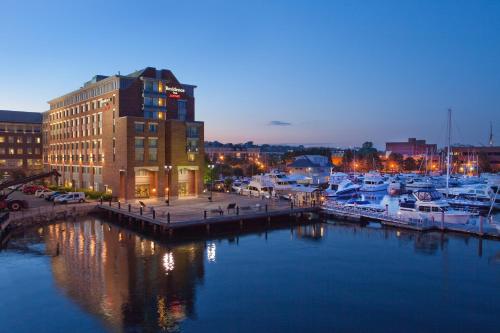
[35,189,54,198]
[22,185,46,195]
[45,191,67,201]
[54,192,86,204]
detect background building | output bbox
[386,138,437,157]
[450,145,500,173]
[287,155,331,184]
[43,67,204,200]
[0,110,43,179]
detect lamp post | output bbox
[164,165,172,206]
[208,164,215,201]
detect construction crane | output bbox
[0,169,60,211]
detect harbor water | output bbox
[1,216,500,332]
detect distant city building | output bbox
[287,155,331,184]
[43,67,204,199]
[0,110,43,176]
[205,146,260,162]
[450,145,500,172]
[386,138,437,157]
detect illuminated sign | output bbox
[168,93,181,99]
[165,86,185,93]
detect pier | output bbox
[96,193,319,236]
[321,204,500,239]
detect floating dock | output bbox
[321,204,500,239]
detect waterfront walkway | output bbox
[98,192,317,232]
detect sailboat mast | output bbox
[446,109,451,195]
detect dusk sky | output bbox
[1,0,499,148]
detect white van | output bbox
[54,192,86,204]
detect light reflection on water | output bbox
[1,217,500,332]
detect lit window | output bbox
[16,137,23,144]
[35,137,41,144]
[0,136,4,143]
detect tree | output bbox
[387,152,404,171]
[341,149,354,172]
[403,157,417,171]
[358,142,377,157]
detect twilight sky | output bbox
[1,0,499,148]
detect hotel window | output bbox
[0,159,5,166]
[178,100,187,120]
[16,137,23,144]
[135,122,145,132]
[26,137,32,144]
[17,148,23,154]
[148,148,157,161]
[0,148,5,155]
[0,136,4,143]
[35,148,40,155]
[148,138,158,148]
[188,153,196,162]
[36,137,41,144]
[8,148,14,155]
[149,123,158,133]
[27,148,32,155]
[144,80,153,92]
[144,97,153,106]
[135,137,144,161]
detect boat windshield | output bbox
[414,191,442,201]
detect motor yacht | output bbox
[325,172,360,198]
[360,172,388,192]
[396,190,476,224]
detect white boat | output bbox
[360,172,388,192]
[405,177,435,191]
[325,172,360,197]
[437,184,500,211]
[397,190,475,224]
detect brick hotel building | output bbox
[0,110,43,177]
[43,67,204,200]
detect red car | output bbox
[22,185,46,195]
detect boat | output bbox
[360,172,388,192]
[343,199,385,212]
[437,184,500,212]
[396,190,476,224]
[405,176,435,191]
[325,172,360,197]
[387,176,404,195]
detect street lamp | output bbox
[164,165,172,206]
[208,164,215,201]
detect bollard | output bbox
[167,212,171,224]
[100,198,103,205]
[204,210,207,219]
[236,206,239,215]
[153,209,156,220]
[118,201,121,209]
[128,204,131,212]
[109,199,112,207]
[265,204,268,212]
[140,207,143,215]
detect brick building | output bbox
[0,110,43,178]
[450,145,500,173]
[386,138,437,157]
[43,67,204,200]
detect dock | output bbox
[97,194,319,236]
[321,204,500,239]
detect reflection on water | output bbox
[42,221,204,332]
[1,217,500,332]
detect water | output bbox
[1,217,500,332]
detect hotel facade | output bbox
[0,110,43,177]
[43,67,204,200]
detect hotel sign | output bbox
[165,86,184,99]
